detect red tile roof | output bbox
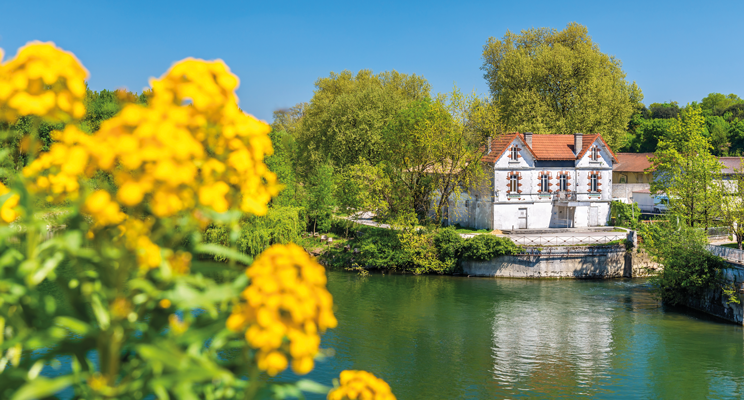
[614,153,654,172]
[483,133,618,163]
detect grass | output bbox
[720,243,742,249]
[451,225,490,234]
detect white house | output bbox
[445,132,617,230]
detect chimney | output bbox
[574,132,583,157]
[524,132,533,148]
[487,136,492,154]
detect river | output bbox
[274,271,744,399]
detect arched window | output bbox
[540,174,549,192]
[559,173,569,191]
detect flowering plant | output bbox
[0,42,393,400]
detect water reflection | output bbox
[490,281,614,396]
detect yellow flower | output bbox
[168,314,189,335]
[84,190,125,227]
[0,183,20,223]
[327,370,396,400]
[0,41,88,123]
[159,299,171,309]
[227,243,337,376]
[117,181,146,206]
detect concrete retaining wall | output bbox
[463,245,661,279]
[682,265,744,325]
[463,245,628,278]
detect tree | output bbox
[296,69,430,176]
[307,163,336,233]
[481,22,643,149]
[335,161,392,219]
[648,102,680,119]
[381,87,490,223]
[706,115,731,155]
[701,93,743,116]
[270,102,306,136]
[621,115,674,153]
[266,129,305,208]
[650,106,722,228]
[720,161,744,249]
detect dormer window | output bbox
[510,145,519,161]
[591,146,600,161]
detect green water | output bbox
[283,272,744,399]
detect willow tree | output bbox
[481,22,643,149]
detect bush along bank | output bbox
[320,222,521,275]
[202,205,306,261]
[641,222,737,306]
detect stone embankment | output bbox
[462,245,659,279]
[679,245,744,325]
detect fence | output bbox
[708,244,744,265]
[509,234,626,246]
[707,227,729,240]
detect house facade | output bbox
[446,132,617,230]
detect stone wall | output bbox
[463,245,626,278]
[463,245,661,279]
[682,265,744,325]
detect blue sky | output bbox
[1,0,742,122]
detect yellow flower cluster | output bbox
[119,219,162,270]
[84,190,125,227]
[327,370,396,400]
[14,49,279,271]
[0,42,88,122]
[24,57,279,219]
[226,243,337,376]
[22,125,94,200]
[0,182,20,223]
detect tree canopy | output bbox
[295,70,430,176]
[481,22,643,149]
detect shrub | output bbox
[434,227,464,271]
[204,205,305,260]
[611,200,640,228]
[648,224,726,305]
[461,235,520,261]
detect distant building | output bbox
[611,153,653,204]
[444,132,617,230]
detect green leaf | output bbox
[11,375,76,400]
[90,294,110,330]
[55,316,92,336]
[194,243,252,265]
[296,379,332,394]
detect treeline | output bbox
[622,93,744,155]
[267,70,497,230]
[0,87,149,172]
